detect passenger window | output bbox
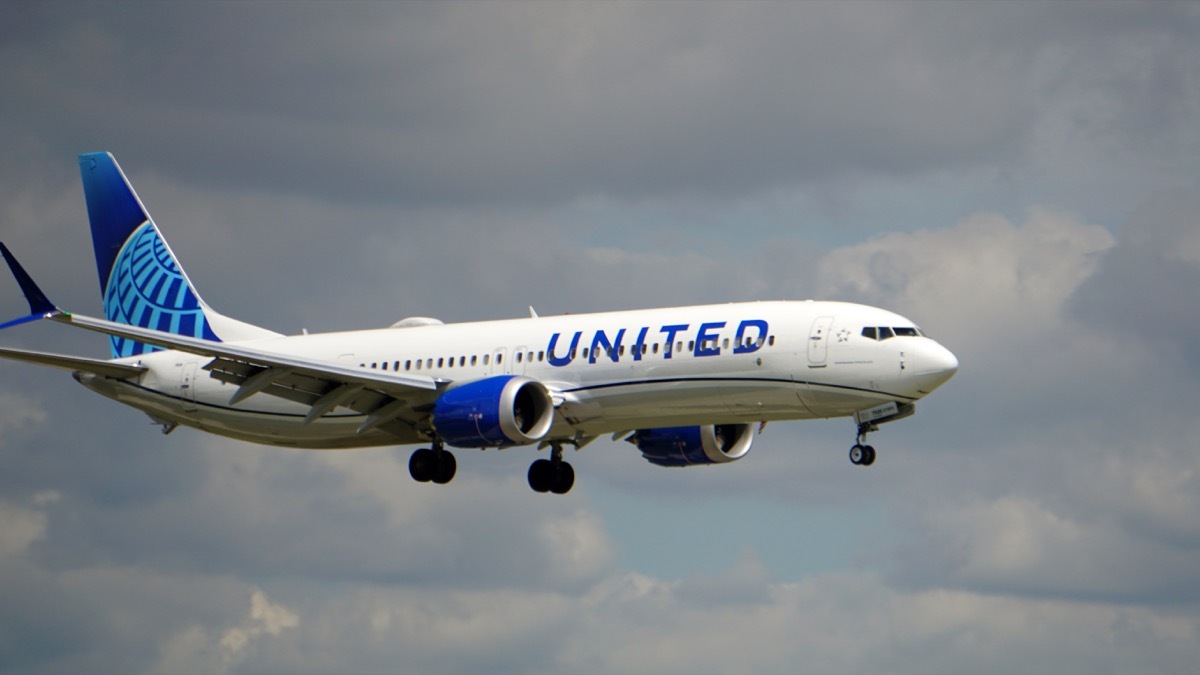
[676,341,683,353]
[538,351,544,361]
[517,352,523,363]
[528,352,534,362]
[405,360,411,371]
[497,354,503,364]
[582,348,589,359]
[426,358,433,369]
[768,336,776,346]
[415,360,422,370]
[483,355,489,365]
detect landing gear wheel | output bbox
[850,444,877,466]
[550,462,575,495]
[528,443,576,494]
[528,458,553,493]
[432,450,457,484]
[850,444,865,465]
[860,445,876,466]
[410,446,456,484]
[409,448,435,482]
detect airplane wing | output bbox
[52,311,446,431]
[0,345,146,379]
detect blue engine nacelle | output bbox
[628,423,754,467]
[432,375,555,448]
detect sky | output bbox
[1,1,1199,672]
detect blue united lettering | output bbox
[546,318,769,367]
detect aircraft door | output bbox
[180,362,197,411]
[807,316,833,367]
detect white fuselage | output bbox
[77,300,958,449]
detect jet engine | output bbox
[628,423,754,467]
[432,375,554,448]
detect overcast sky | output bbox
[1,2,1199,673]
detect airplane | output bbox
[0,153,958,495]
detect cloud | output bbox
[2,3,1200,673]
[1069,185,1200,374]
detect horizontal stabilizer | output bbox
[0,346,145,379]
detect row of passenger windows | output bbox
[861,326,923,341]
[359,335,776,372]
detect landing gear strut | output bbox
[409,441,457,484]
[528,442,575,494]
[849,422,877,467]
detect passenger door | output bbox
[807,316,833,367]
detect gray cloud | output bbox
[3,3,1200,673]
[2,3,1196,208]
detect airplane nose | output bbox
[909,342,958,395]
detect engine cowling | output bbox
[628,423,754,467]
[432,375,554,448]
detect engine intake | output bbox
[432,375,554,448]
[629,423,754,467]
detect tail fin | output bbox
[79,153,278,357]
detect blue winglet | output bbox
[0,242,60,331]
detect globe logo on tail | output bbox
[103,222,216,358]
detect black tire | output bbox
[528,458,553,493]
[550,462,575,495]
[409,448,434,482]
[432,451,457,484]
[861,445,876,466]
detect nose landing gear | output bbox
[849,422,877,467]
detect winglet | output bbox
[0,242,61,330]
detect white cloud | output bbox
[219,589,299,656]
[815,208,1115,345]
[0,499,47,559]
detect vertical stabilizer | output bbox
[79,153,279,357]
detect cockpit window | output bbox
[861,325,924,341]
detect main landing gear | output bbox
[409,442,457,484]
[849,421,877,467]
[528,442,575,494]
[406,441,575,495]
